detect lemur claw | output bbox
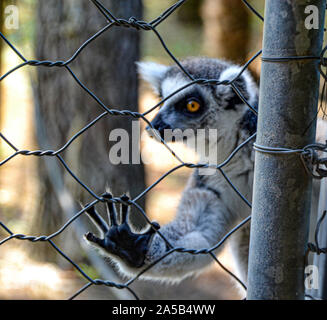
[85,232,104,246]
[84,194,160,268]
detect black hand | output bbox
[84,193,160,268]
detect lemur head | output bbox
[138,57,258,150]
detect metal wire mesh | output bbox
[0,0,324,300]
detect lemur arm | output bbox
[84,189,233,281]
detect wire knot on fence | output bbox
[253,141,327,180]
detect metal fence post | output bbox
[313,178,327,299]
[247,0,326,300]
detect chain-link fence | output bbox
[0,0,327,300]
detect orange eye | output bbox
[186,100,201,113]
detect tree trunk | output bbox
[33,0,145,262]
[201,0,250,64]
[177,0,203,25]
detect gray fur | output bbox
[118,57,258,286]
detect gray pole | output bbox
[313,179,327,299]
[247,0,326,300]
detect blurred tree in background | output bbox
[0,2,3,125]
[0,0,7,125]
[32,0,145,261]
[0,1,3,70]
[201,0,250,64]
[177,0,202,25]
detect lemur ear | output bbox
[219,65,242,81]
[136,61,169,95]
[219,65,245,92]
[218,65,255,106]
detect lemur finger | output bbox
[85,232,105,247]
[84,203,109,234]
[148,221,160,235]
[120,194,130,224]
[102,192,118,226]
[151,221,160,230]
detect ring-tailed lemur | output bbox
[83,57,323,288]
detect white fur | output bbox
[136,61,169,94]
[219,65,243,82]
[161,75,190,99]
[219,65,258,107]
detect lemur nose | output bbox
[146,114,172,141]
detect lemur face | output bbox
[137,58,258,144]
[148,78,209,139]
